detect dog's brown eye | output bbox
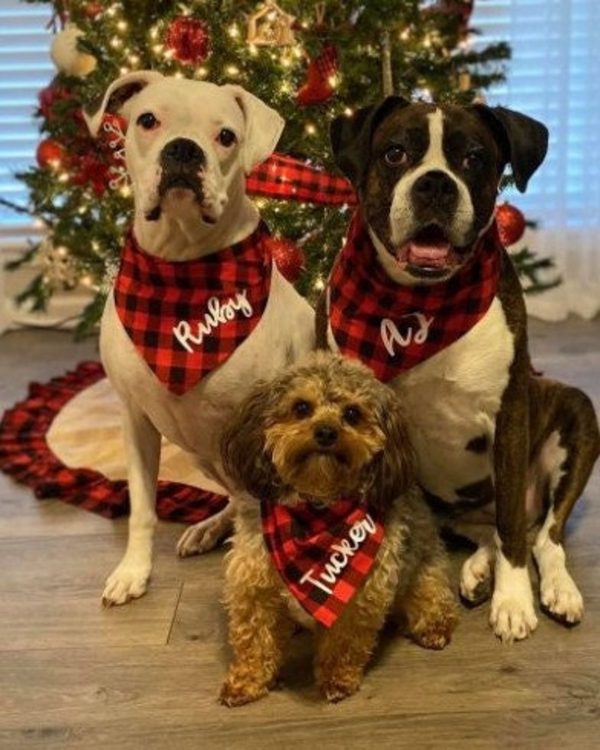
[293,399,312,419]
[218,128,237,147]
[463,151,483,170]
[343,405,362,425]
[136,112,160,130]
[383,145,407,167]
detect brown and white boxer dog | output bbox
[317,98,600,642]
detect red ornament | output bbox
[36,139,65,169]
[71,153,111,196]
[38,81,71,120]
[266,236,305,283]
[296,43,339,106]
[165,16,211,65]
[423,1,474,34]
[496,202,526,246]
[85,2,103,19]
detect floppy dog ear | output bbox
[224,85,285,174]
[369,388,416,510]
[470,105,548,192]
[330,96,410,188]
[221,382,283,501]
[83,70,163,137]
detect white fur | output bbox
[85,72,285,260]
[394,298,513,501]
[490,537,538,642]
[533,509,584,624]
[460,542,494,602]
[389,109,474,250]
[85,74,314,605]
[326,296,513,501]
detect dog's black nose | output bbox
[412,170,458,207]
[314,425,338,448]
[161,138,205,168]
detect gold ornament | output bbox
[247,1,296,47]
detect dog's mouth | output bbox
[145,171,218,225]
[393,224,472,279]
[298,446,349,466]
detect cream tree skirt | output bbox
[46,377,226,494]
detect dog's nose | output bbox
[314,425,338,448]
[161,138,205,168]
[412,170,458,206]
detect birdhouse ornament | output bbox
[247,1,296,47]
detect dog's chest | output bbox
[101,265,314,477]
[392,298,514,502]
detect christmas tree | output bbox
[5,0,527,336]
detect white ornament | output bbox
[50,24,97,78]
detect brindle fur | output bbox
[323,99,600,634]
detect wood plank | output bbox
[0,527,213,593]
[0,643,599,749]
[0,589,180,651]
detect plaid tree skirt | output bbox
[0,361,228,522]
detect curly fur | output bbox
[219,352,458,707]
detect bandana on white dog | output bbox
[114,224,272,395]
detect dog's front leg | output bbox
[102,407,160,606]
[314,596,389,703]
[489,367,538,642]
[220,548,292,707]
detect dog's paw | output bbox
[176,516,231,558]
[219,678,269,708]
[319,676,361,703]
[489,591,538,643]
[540,570,584,626]
[411,614,457,651]
[460,547,493,606]
[102,560,150,607]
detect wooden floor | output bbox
[0,320,599,750]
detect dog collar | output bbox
[261,496,384,628]
[113,223,272,395]
[327,212,502,382]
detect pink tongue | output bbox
[406,241,451,268]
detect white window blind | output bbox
[0,2,52,239]
[472,0,600,229]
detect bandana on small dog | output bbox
[261,497,384,628]
[114,224,272,395]
[327,212,502,382]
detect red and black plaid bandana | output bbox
[261,497,384,628]
[328,212,502,382]
[113,224,272,395]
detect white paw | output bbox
[176,516,231,558]
[102,560,151,606]
[460,548,493,603]
[540,571,584,625]
[490,591,538,643]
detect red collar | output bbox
[261,497,384,628]
[327,213,502,382]
[113,224,272,395]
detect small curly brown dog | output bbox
[218,352,458,706]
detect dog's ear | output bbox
[470,104,548,192]
[330,96,410,188]
[221,381,282,501]
[369,388,416,510]
[224,85,285,174]
[83,70,163,138]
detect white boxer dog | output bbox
[84,71,314,605]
